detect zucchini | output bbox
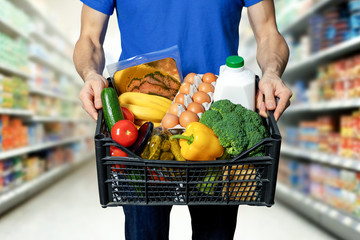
[101,88,124,131]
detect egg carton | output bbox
[164,73,217,135]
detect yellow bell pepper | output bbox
[170,122,224,161]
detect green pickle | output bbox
[160,152,174,160]
[149,135,162,160]
[161,140,171,152]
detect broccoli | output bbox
[212,115,248,155]
[201,100,269,158]
[199,110,223,129]
[210,99,235,116]
[243,110,269,157]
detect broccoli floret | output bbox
[212,120,248,155]
[234,104,247,117]
[199,110,223,129]
[243,109,269,157]
[210,100,236,116]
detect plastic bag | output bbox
[107,46,183,101]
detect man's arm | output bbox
[247,0,292,121]
[73,5,110,120]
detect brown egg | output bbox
[187,102,205,114]
[179,111,199,127]
[202,72,217,84]
[192,91,211,104]
[198,82,214,93]
[161,113,179,129]
[179,82,191,94]
[168,102,185,116]
[174,93,185,105]
[184,73,196,84]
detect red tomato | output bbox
[111,120,138,147]
[121,107,134,122]
[110,146,128,157]
[110,146,128,173]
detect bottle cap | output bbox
[226,56,244,68]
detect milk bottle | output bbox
[213,56,255,111]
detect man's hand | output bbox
[257,72,292,121]
[78,72,109,120]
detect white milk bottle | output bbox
[213,55,255,111]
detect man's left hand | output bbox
[256,72,292,121]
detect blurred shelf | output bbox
[0,153,93,215]
[29,54,73,78]
[0,17,30,40]
[281,144,360,171]
[285,36,360,78]
[0,136,91,160]
[287,99,360,113]
[30,116,92,123]
[0,63,31,79]
[276,183,360,240]
[0,108,33,116]
[30,31,72,63]
[29,88,79,103]
[11,0,73,48]
[280,0,333,35]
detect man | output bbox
[73,0,292,239]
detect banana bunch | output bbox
[119,92,171,127]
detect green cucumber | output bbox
[101,88,124,131]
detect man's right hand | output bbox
[78,72,109,121]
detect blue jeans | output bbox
[123,205,239,240]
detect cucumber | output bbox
[101,88,124,131]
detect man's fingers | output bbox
[79,91,98,120]
[259,102,268,118]
[256,90,264,110]
[260,82,276,110]
[93,78,108,109]
[274,92,292,121]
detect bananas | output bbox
[119,92,172,113]
[119,92,171,123]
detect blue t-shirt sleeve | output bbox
[81,0,115,15]
[243,0,262,7]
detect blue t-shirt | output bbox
[81,0,262,76]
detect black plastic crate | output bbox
[94,80,281,207]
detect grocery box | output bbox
[94,79,282,207]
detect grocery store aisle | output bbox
[0,160,337,240]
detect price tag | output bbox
[343,159,353,168]
[331,157,341,165]
[342,217,352,226]
[329,210,338,218]
[355,223,360,233]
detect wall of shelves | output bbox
[0,0,93,215]
[238,0,360,238]
[277,0,360,238]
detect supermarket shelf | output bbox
[11,0,73,48]
[281,144,360,171]
[29,88,79,103]
[276,183,360,240]
[30,31,72,63]
[29,116,91,123]
[0,17,30,40]
[287,99,360,113]
[0,63,31,79]
[29,54,73,79]
[0,108,33,116]
[285,36,360,78]
[0,136,91,160]
[0,153,94,216]
[280,0,333,35]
